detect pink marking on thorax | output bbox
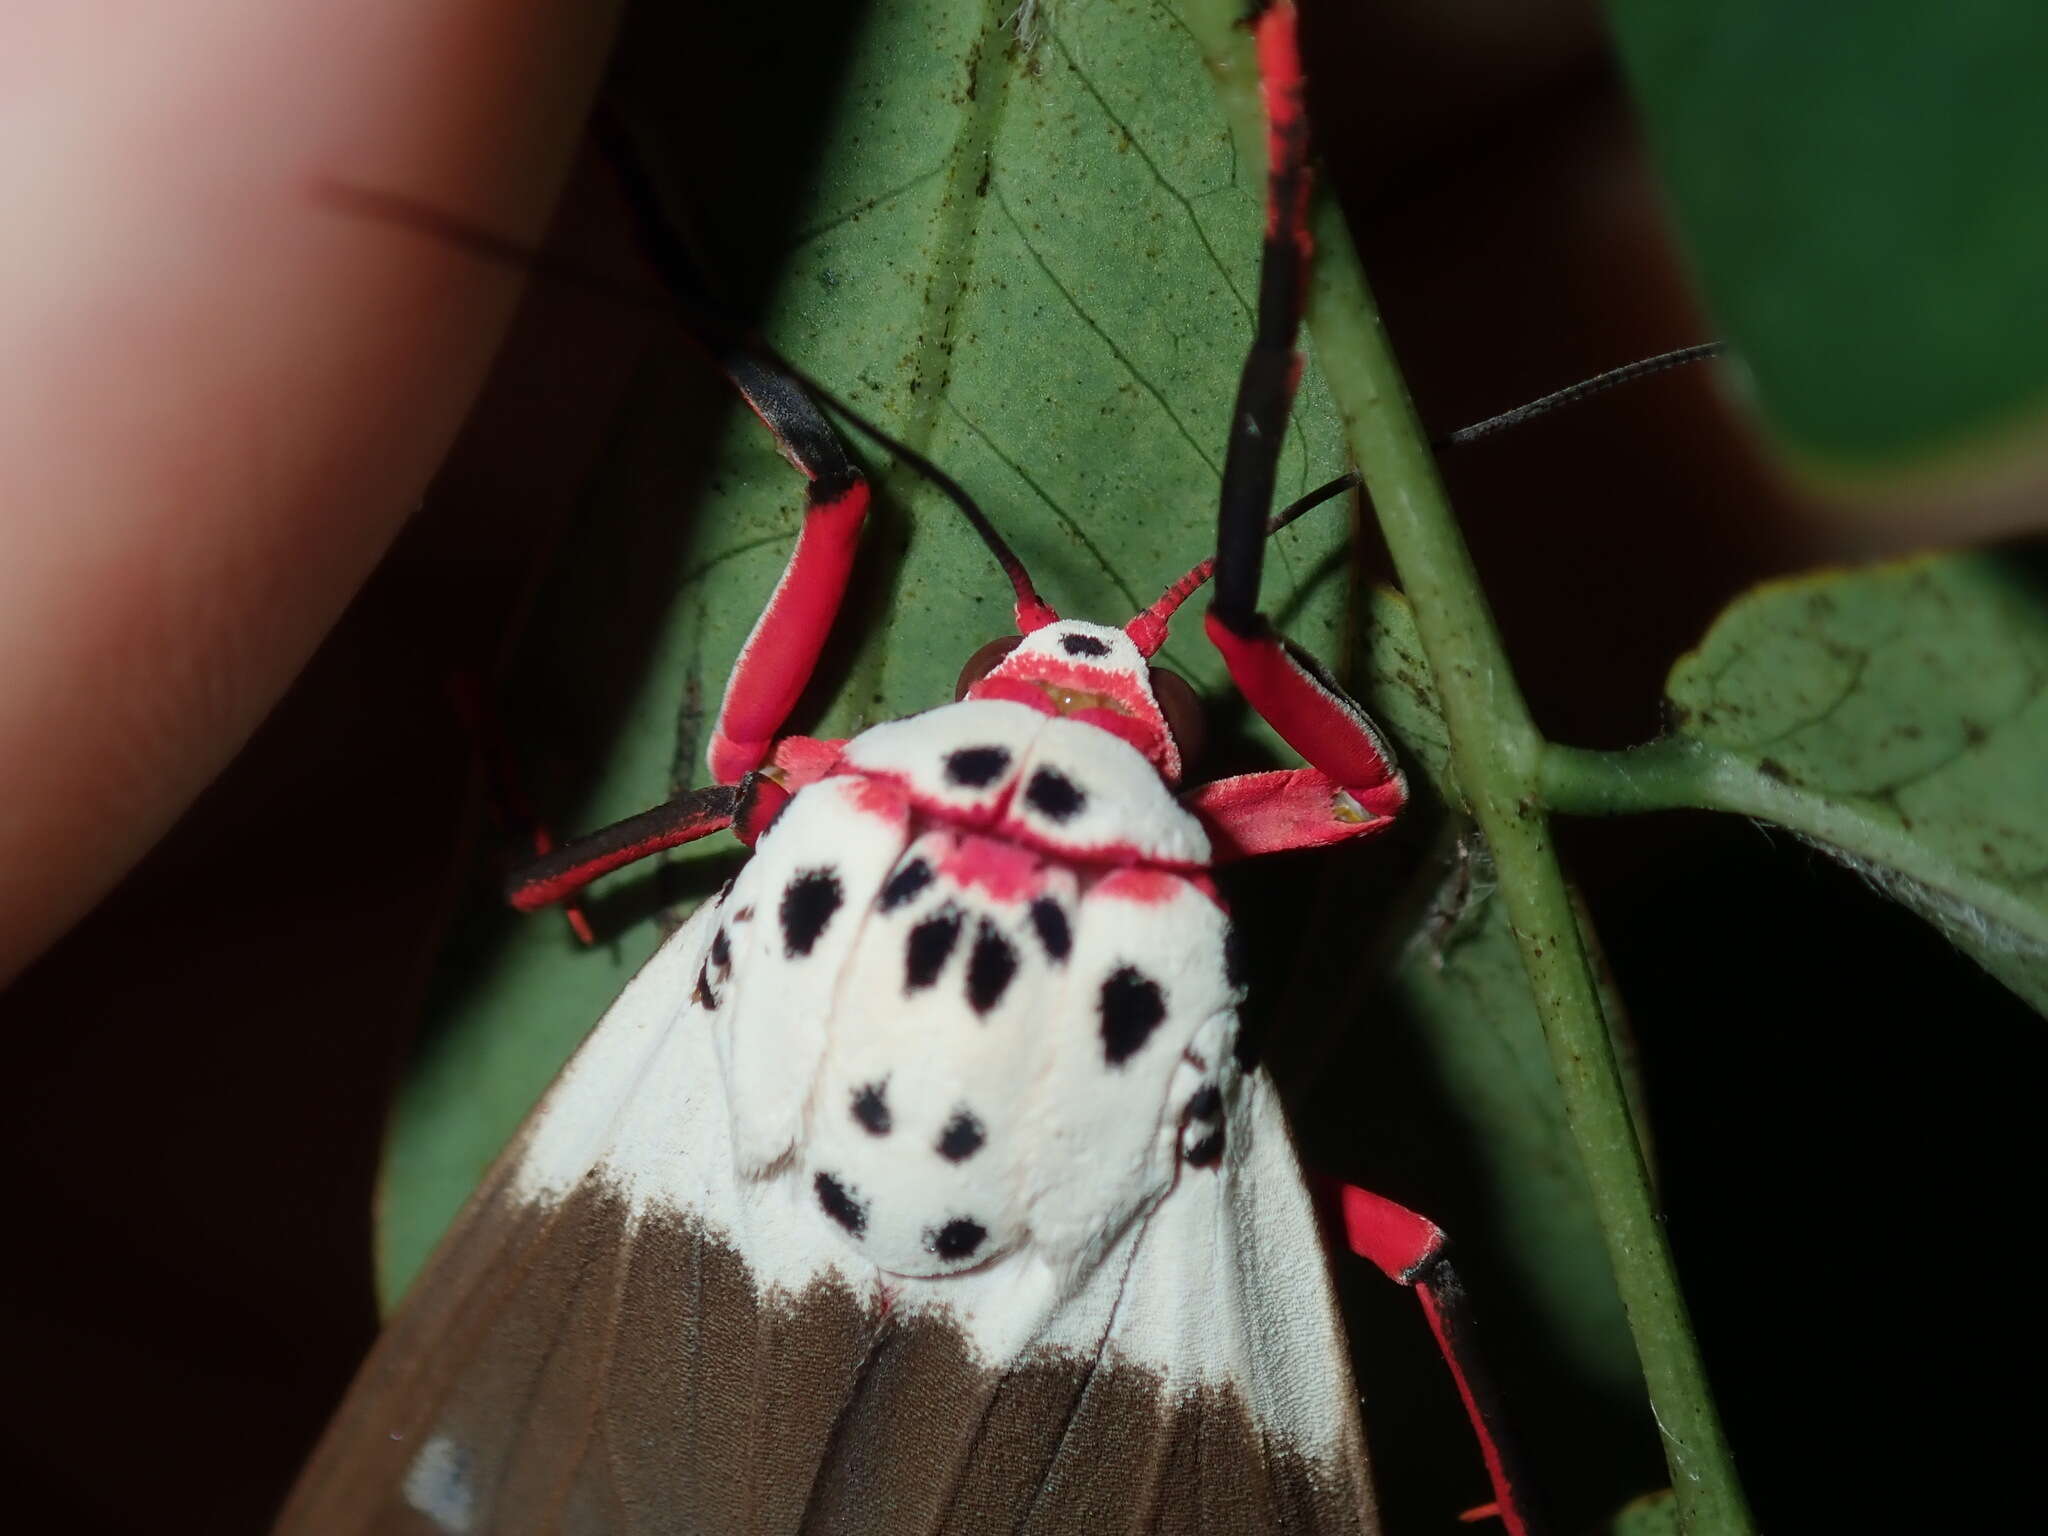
[1091,867,1189,906]
[938,834,1044,904]
[845,773,911,823]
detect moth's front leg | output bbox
[1186,618,1407,859]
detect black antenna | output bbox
[314,155,1056,625]
[1434,342,1727,448]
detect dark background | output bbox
[3,3,2034,1531]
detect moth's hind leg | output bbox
[1339,1184,1543,1536]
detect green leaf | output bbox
[1604,1,2048,474]
[377,0,1355,1304]
[1667,552,2048,1012]
[1547,551,2048,1018]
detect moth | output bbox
[280,6,1526,1532]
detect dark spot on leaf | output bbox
[1025,768,1085,823]
[1100,966,1166,1064]
[780,870,843,957]
[937,1111,985,1162]
[815,1172,866,1236]
[945,746,1011,788]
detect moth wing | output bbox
[777,1065,1379,1536]
[275,880,894,1536]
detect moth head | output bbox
[956,620,1202,781]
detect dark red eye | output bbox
[1147,667,1205,768]
[955,636,1023,699]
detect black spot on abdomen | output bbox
[1029,898,1071,962]
[927,1217,987,1261]
[906,908,964,990]
[944,746,1012,788]
[937,1111,985,1162]
[815,1172,867,1236]
[780,869,844,957]
[1099,966,1167,1064]
[1024,768,1085,823]
[966,920,1018,1014]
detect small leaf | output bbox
[1606,1489,1680,1536]
[1606,1,2048,475]
[378,0,1355,1302]
[1667,551,2048,1013]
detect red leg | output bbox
[1195,1,1406,854]
[706,466,869,784]
[1181,634,1406,860]
[1338,1186,1544,1536]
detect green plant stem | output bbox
[1184,7,1755,1528]
[1311,233,1755,1536]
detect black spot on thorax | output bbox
[1187,1128,1226,1168]
[1222,923,1250,991]
[815,1172,867,1236]
[944,746,1011,788]
[1024,768,1086,823]
[937,1111,985,1162]
[1029,898,1071,961]
[1099,966,1167,1064]
[1060,633,1110,657]
[966,921,1018,1014]
[880,858,934,912]
[927,1217,987,1261]
[906,907,964,990]
[851,1083,891,1135]
[780,870,844,957]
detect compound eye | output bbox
[955,636,1023,699]
[1148,666,1206,768]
